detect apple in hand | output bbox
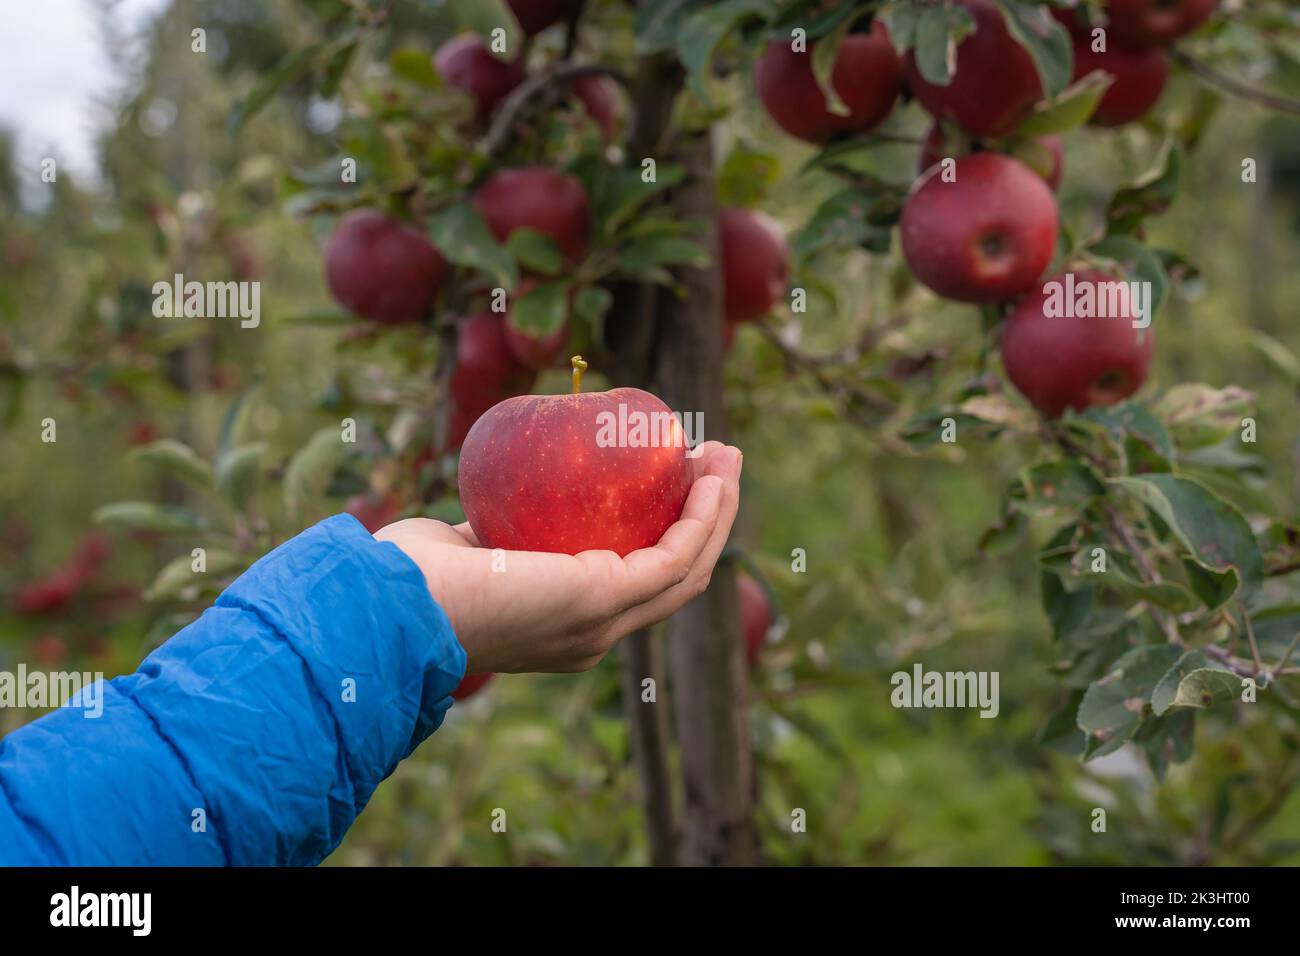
[324,209,447,324]
[737,572,773,668]
[999,268,1155,417]
[434,34,526,121]
[900,153,1058,304]
[918,123,1064,191]
[753,22,903,144]
[905,0,1043,138]
[458,358,694,557]
[1104,0,1218,52]
[473,167,591,263]
[720,208,791,323]
[1072,38,1169,127]
[452,671,496,701]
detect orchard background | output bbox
[4,0,1300,865]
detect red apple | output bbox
[31,634,69,667]
[905,0,1044,138]
[918,123,1064,191]
[450,311,537,422]
[473,167,591,262]
[127,419,159,447]
[1000,268,1155,417]
[14,568,81,615]
[345,491,401,534]
[458,361,694,557]
[571,74,621,144]
[1104,0,1218,52]
[753,22,903,144]
[1072,38,1169,127]
[324,209,447,324]
[900,153,1059,304]
[434,34,526,121]
[720,208,791,323]
[452,671,496,700]
[737,572,773,668]
[507,0,569,36]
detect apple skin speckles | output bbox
[457,388,694,557]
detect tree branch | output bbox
[480,62,630,158]
[1171,48,1300,118]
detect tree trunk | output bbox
[617,630,678,866]
[651,133,757,866]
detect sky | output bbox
[0,0,171,185]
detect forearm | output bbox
[0,515,466,866]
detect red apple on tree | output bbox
[452,671,496,701]
[905,0,1044,138]
[753,22,903,144]
[473,167,592,263]
[720,208,791,323]
[507,0,569,36]
[570,74,621,145]
[345,491,401,534]
[324,209,447,324]
[450,311,537,423]
[1104,0,1218,52]
[900,153,1059,304]
[737,572,773,668]
[999,268,1155,417]
[1072,38,1169,127]
[918,123,1064,191]
[434,34,526,121]
[458,357,694,556]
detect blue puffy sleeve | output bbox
[0,514,466,866]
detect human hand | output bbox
[374,441,742,673]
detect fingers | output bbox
[609,445,743,635]
[613,474,725,608]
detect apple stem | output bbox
[571,355,587,394]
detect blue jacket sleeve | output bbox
[0,514,466,866]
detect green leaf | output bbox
[427,203,518,291]
[1039,689,1087,756]
[634,0,707,54]
[717,146,781,208]
[1041,570,1093,640]
[93,502,208,535]
[145,549,245,602]
[1152,384,1254,450]
[995,0,1072,99]
[811,15,856,118]
[129,439,214,490]
[1016,459,1105,510]
[215,443,268,512]
[391,48,442,88]
[912,4,975,86]
[1081,401,1175,471]
[1112,474,1264,607]
[676,0,769,105]
[615,233,710,280]
[284,427,353,519]
[572,285,613,336]
[1016,70,1114,135]
[584,162,684,240]
[1132,709,1195,780]
[1154,660,1243,714]
[1249,332,1300,385]
[505,228,564,276]
[229,42,327,134]
[877,2,923,54]
[449,0,523,57]
[1086,234,1170,325]
[1106,141,1183,236]
[1078,644,1182,760]
[793,188,898,262]
[509,280,570,336]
